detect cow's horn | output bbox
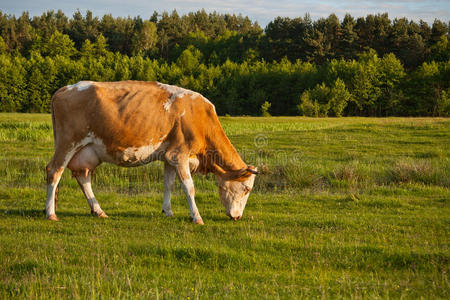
[247,166,259,175]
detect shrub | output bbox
[298,91,319,117]
[261,101,272,116]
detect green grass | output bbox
[0,113,449,298]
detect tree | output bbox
[15,12,34,55]
[25,52,57,112]
[176,45,202,73]
[322,14,341,59]
[0,36,6,53]
[329,78,351,116]
[378,53,405,115]
[80,39,94,57]
[31,10,68,41]
[436,89,450,117]
[298,90,319,117]
[0,54,28,111]
[42,30,76,57]
[0,10,448,115]
[157,10,185,60]
[94,34,108,56]
[352,49,382,115]
[112,53,131,81]
[339,14,358,59]
[67,10,99,48]
[299,83,331,117]
[430,35,449,62]
[131,20,157,55]
[406,61,442,116]
[430,19,448,44]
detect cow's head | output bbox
[216,166,258,220]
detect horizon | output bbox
[0,0,449,27]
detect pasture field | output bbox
[0,113,449,299]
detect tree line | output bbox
[0,9,448,116]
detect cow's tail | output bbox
[50,93,57,151]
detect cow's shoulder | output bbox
[155,82,215,113]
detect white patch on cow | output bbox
[45,182,58,217]
[182,179,195,195]
[123,142,161,161]
[179,110,185,117]
[75,175,102,213]
[189,156,199,172]
[157,82,200,112]
[64,132,169,170]
[163,97,176,111]
[68,132,170,167]
[180,177,201,220]
[67,81,93,91]
[216,172,256,219]
[45,169,64,217]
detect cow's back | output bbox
[51,81,219,158]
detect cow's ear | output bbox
[223,168,250,181]
[247,165,259,175]
[221,166,258,181]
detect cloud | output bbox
[0,0,448,26]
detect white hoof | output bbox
[193,217,204,225]
[162,209,174,217]
[47,214,59,221]
[92,210,108,218]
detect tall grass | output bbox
[0,115,448,193]
[0,121,52,142]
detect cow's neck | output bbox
[206,129,247,176]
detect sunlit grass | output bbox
[0,113,449,298]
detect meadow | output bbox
[0,113,448,298]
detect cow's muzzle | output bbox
[227,212,242,221]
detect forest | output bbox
[0,9,448,116]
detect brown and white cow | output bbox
[45,81,257,224]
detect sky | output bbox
[1,0,449,27]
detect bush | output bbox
[298,91,319,117]
[261,101,272,116]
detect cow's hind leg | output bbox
[162,162,176,217]
[46,148,76,220]
[45,162,65,221]
[68,145,106,218]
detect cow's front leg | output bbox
[162,162,176,217]
[176,161,204,225]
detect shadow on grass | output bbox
[1,208,91,218]
[1,208,240,226]
[1,208,164,219]
[1,208,47,218]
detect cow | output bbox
[45,81,258,224]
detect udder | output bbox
[67,145,101,174]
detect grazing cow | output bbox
[45,81,258,224]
